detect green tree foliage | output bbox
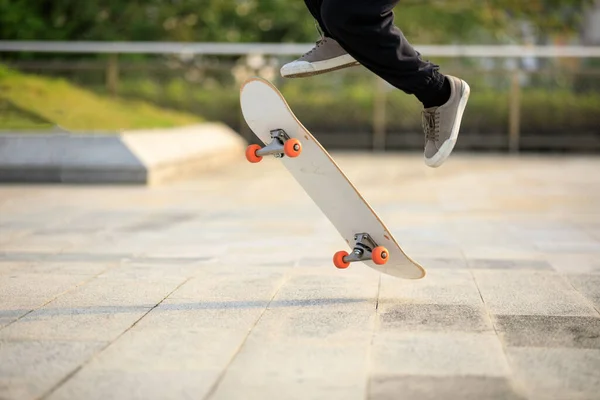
[395,0,594,44]
[0,0,315,42]
[0,0,593,44]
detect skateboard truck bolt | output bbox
[245,129,302,163]
[343,233,379,263]
[333,233,389,269]
[256,129,289,158]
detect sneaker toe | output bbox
[280,61,315,76]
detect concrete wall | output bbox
[0,123,246,185]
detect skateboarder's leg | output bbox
[320,0,447,108]
[319,0,470,168]
[291,0,449,109]
[303,0,330,37]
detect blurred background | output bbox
[1,0,599,153]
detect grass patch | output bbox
[0,65,202,132]
[0,99,54,130]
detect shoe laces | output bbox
[300,21,328,59]
[301,37,327,59]
[422,108,440,141]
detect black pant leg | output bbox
[320,0,447,106]
[303,0,331,37]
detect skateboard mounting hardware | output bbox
[333,233,389,269]
[258,129,290,158]
[345,233,382,263]
[245,129,302,163]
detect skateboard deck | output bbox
[240,77,425,279]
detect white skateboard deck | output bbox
[240,77,425,279]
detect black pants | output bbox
[304,0,447,107]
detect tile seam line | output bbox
[364,273,382,400]
[37,276,192,400]
[469,269,529,399]
[563,275,600,317]
[0,261,120,333]
[203,272,290,400]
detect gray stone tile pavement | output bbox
[0,153,599,400]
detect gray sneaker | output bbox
[422,75,471,168]
[280,37,359,78]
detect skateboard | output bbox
[240,77,425,279]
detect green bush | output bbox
[520,90,600,133]
[116,74,600,137]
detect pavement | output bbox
[0,153,599,400]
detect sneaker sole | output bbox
[281,55,360,78]
[283,62,360,78]
[425,80,471,168]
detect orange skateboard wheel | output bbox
[333,251,350,269]
[284,138,302,158]
[372,246,389,265]
[245,144,263,163]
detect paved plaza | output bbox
[0,153,599,400]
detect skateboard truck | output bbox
[245,129,302,163]
[333,233,389,269]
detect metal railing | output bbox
[2,41,600,57]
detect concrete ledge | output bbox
[0,123,247,184]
